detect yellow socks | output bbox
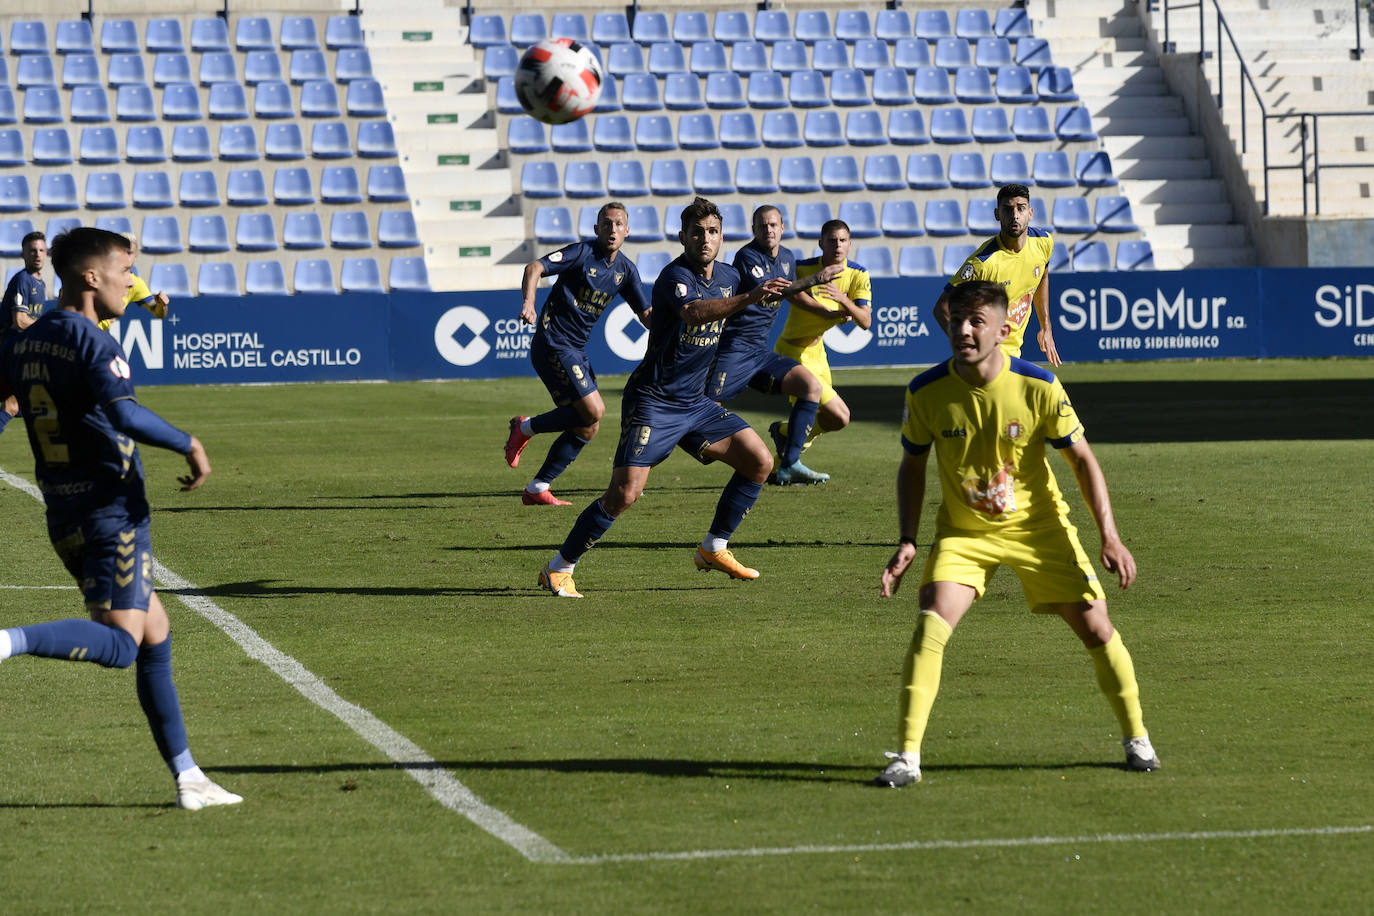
[1088,630,1147,738]
[900,611,953,754]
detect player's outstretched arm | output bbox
[179,436,210,491]
[880,450,929,597]
[682,276,791,325]
[1059,438,1135,589]
[1032,272,1060,366]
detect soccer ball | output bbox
[513,37,603,125]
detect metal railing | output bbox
[1158,0,1372,215]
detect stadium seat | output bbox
[607,42,645,76]
[192,17,232,53]
[853,39,889,72]
[197,262,239,295]
[16,55,57,89]
[1052,197,1095,234]
[996,66,1037,104]
[731,41,769,73]
[553,13,590,43]
[1038,67,1079,102]
[778,156,820,193]
[244,259,288,295]
[140,215,183,254]
[881,200,923,237]
[934,38,973,71]
[188,213,231,252]
[357,121,397,158]
[124,126,166,163]
[509,14,546,47]
[606,159,649,197]
[821,154,863,192]
[146,19,185,54]
[56,20,96,55]
[706,72,746,109]
[687,157,731,195]
[219,123,260,160]
[966,199,1000,234]
[310,121,351,158]
[149,263,190,297]
[893,38,931,71]
[283,211,325,249]
[955,9,995,40]
[793,201,832,239]
[1116,239,1155,270]
[754,10,792,44]
[1055,106,1097,141]
[389,257,431,293]
[898,245,939,276]
[907,153,948,190]
[971,106,1014,143]
[23,87,63,124]
[321,165,364,204]
[719,203,749,240]
[273,167,314,205]
[235,211,278,250]
[100,20,139,55]
[788,70,828,107]
[0,131,20,167]
[161,83,203,120]
[719,111,760,148]
[346,79,386,118]
[294,259,335,294]
[44,217,81,241]
[888,109,929,145]
[648,42,688,75]
[804,110,844,147]
[1095,196,1139,232]
[563,161,605,198]
[626,204,660,242]
[0,219,33,255]
[844,109,885,146]
[713,11,751,43]
[132,171,174,208]
[876,9,913,41]
[915,10,953,40]
[591,115,632,153]
[340,257,384,294]
[633,12,671,46]
[592,13,631,46]
[954,66,996,104]
[301,80,341,118]
[836,9,873,42]
[178,170,221,207]
[996,9,1035,40]
[635,250,670,284]
[912,66,954,104]
[494,77,522,115]
[930,108,972,144]
[153,53,193,88]
[32,128,72,165]
[255,81,295,118]
[746,71,786,108]
[326,15,365,51]
[795,10,832,44]
[635,115,675,151]
[265,122,307,159]
[948,152,991,189]
[872,67,914,105]
[1016,37,1054,72]
[208,82,250,119]
[482,45,519,81]
[1012,106,1055,142]
[1048,241,1072,272]
[62,54,101,88]
[831,68,872,106]
[235,17,274,52]
[990,151,1033,186]
[171,124,212,161]
[678,113,719,150]
[761,110,803,147]
[649,159,691,196]
[522,160,562,198]
[771,40,811,73]
[551,119,593,153]
[838,201,879,238]
[924,199,966,236]
[942,242,977,275]
[863,153,904,191]
[377,210,420,248]
[37,174,78,210]
[1071,239,1111,272]
[0,177,31,213]
[690,41,728,75]
[854,245,895,277]
[1076,151,1119,187]
[620,73,661,111]
[735,157,778,194]
[508,117,548,155]
[975,38,1014,70]
[812,39,849,73]
[70,86,111,122]
[330,211,372,249]
[107,54,146,88]
[663,72,702,110]
[366,165,408,203]
[243,51,283,86]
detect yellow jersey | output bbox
[945,228,1053,357]
[901,355,1084,533]
[778,257,871,343]
[99,273,164,331]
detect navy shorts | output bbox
[48,510,155,614]
[530,334,597,406]
[614,392,750,467]
[707,349,800,402]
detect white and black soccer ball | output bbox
[513,37,603,125]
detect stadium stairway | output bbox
[1028,0,1255,268]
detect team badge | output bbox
[720,286,732,297]
[614,272,624,285]
[1005,420,1023,440]
[675,282,688,299]
[109,356,131,379]
[587,267,597,277]
[548,251,563,263]
[960,264,975,280]
[1034,266,1042,278]
[751,265,764,279]
[1058,398,1073,418]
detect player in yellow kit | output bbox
[934,184,1060,366]
[874,280,1159,787]
[770,219,871,479]
[97,234,169,332]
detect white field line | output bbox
[0,585,78,589]
[0,465,569,865]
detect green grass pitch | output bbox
[0,359,1370,914]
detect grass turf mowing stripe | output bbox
[0,464,570,865]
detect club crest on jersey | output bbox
[587,267,597,277]
[675,282,688,299]
[960,264,975,280]
[1005,419,1023,440]
[108,356,131,379]
[720,286,732,297]
[614,272,624,285]
[751,265,764,279]
[1034,266,1042,278]
[548,251,563,263]
[1058,398,1073,418]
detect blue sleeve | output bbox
[104,398,193,454]
[537,242,585,277]
[619,263,650,315]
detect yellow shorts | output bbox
[921,521,1106,612]
[773,338,837,406]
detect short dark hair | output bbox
[752,204,781,224]
[948,280,1009,314]
[49,228,131,284]
[819,219,850,239]
[679,196,721,233]
[996,184,1031,208]
[21,231,44,248]
[596,201,628,224]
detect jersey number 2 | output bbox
[27,384,70,465]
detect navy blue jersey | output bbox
[535,241,649,351]
[628,257,741,403]
[720,241,795,359]
[1,270,46,333]
[0,310,146,517]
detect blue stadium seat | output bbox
[975,38,1014,71]
[607,42,645,76]
[854,245,895,277]
[521,161,560,198]
[1052,197,1095,234]
[966,199,999,234]
[1048,241,1071,272]
[636,250,671,284]
[594,74,622,113]
[821,154,862,192]
[551,118,593,153]
[955,66,996,104]
[795,10,832,44]
[1055,105,1097,141]
[107,54,146,88]
[192,17,232,53]
[939,243,974,276]
[788,70,828,107]
[310,121,350,158]
[197,262,239,295]
[996,66,1037,104]
[948,152,991,189]
[912,66,954,104]
[915,10,953,40]
[235,212,278,250]
[341,257,384,294]
[468,15,506,49]
[366,165,408,202]
[1015,37,1054,71]
[930,108,972,144]
[839,200,879,238]
[678,113,719,150]
[328,47,369,82]
[0,219,33,254]
[633,12,671,46]
[16,55,56,89]
[761,110,802,147]
[146,19,185,54]
[898,245,939,276]
[67,85,110,123]
[283,211,325,249]
[553,13,590,43]
[23,87,63,124]
[44,217,81,240]
[161,82,202,120]
[330,211,372,249]
[301,80,341,118]
[38,174,79,210]
[62,54,101,88]
[663,72,702,110]
[1038,67,1079,102]
[778,156,820,194]
[563,160,605,198]
[649,158,691,195]
[745,71,786,108]
[881,200,923,237]
[592,12,631,46]
[281,17,320,51]
[1012,106,1055,142]
[356,121,396,158]
[1116,239,1155,270]
[483,45,519,81]
[957,10,995,40]
[888,109,929,145]
[1029,197,1049,225]
[152,53,192,88]
[990,151,1033,186]
[996,9,1035,40]
[731,41,769,73]
[101,20,139,55]
[141,215,183,254]
[188,213,230,252]
[125,126,166,163]
[132,170,173,208]
[803,110,843,147]
[971,106,1014,143]
[218,123,259,160]
[290,49,328,84]
[207,81,249,119]
[294,259,335,294]
[179,170,220,207]
[735,156,778,194]
[690,41,728,75]
[389,257,431,293]
[845,109,885,146]
[345,80,386,118]
[863,153,904,191]
[326,15,364,50]
[648,41,688,75]
[606,159,649,197]
[754,10,792,44]
[812,39,849,73]
[1095,196,1139,232]
[923,199,966,236]
[273,167,314,205]
[0,130,20,166]
[853,38,890,72]
[321,165,363,204]
[713,11,751,43]
[592,115,632,152]
[264,122,306,160]
[934,38,973,71]
[719,111,760,148]
[254,80,295,118]
[794,201,832,239]
[770,41,808,75]
[876,9,913,41]
[509,14,546,47]
[171,124,212,161]
[377,211,420,248]
[706,72,746,109]
[508,117,548,154]
[872,67,913,105]
[1076,151,1119,187]
[635,115,675,151]
[0,177,31,212]
[1071,239,1111,272]
[836,9,873,42]
[244,260,288,294]
[149,263,190,297]
[32,128,73,165]
[693,157,734,194]
[57,20,95,55]
[8,21,45,55]
[625,204,659,242]
[893,38,931,71]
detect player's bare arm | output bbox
[1059,437,1136,589]
[1032,271,1060,367]
[518,260,546,325]
[681,276,790,325]
[178,436,211,492]
[880,449,929,597]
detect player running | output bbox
[504,202,650,506]
[874,280,1159,787]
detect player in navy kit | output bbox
[0,228,241,809]
[537,198,792,597]
[504,202,650,506]
[2,230,47,334]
